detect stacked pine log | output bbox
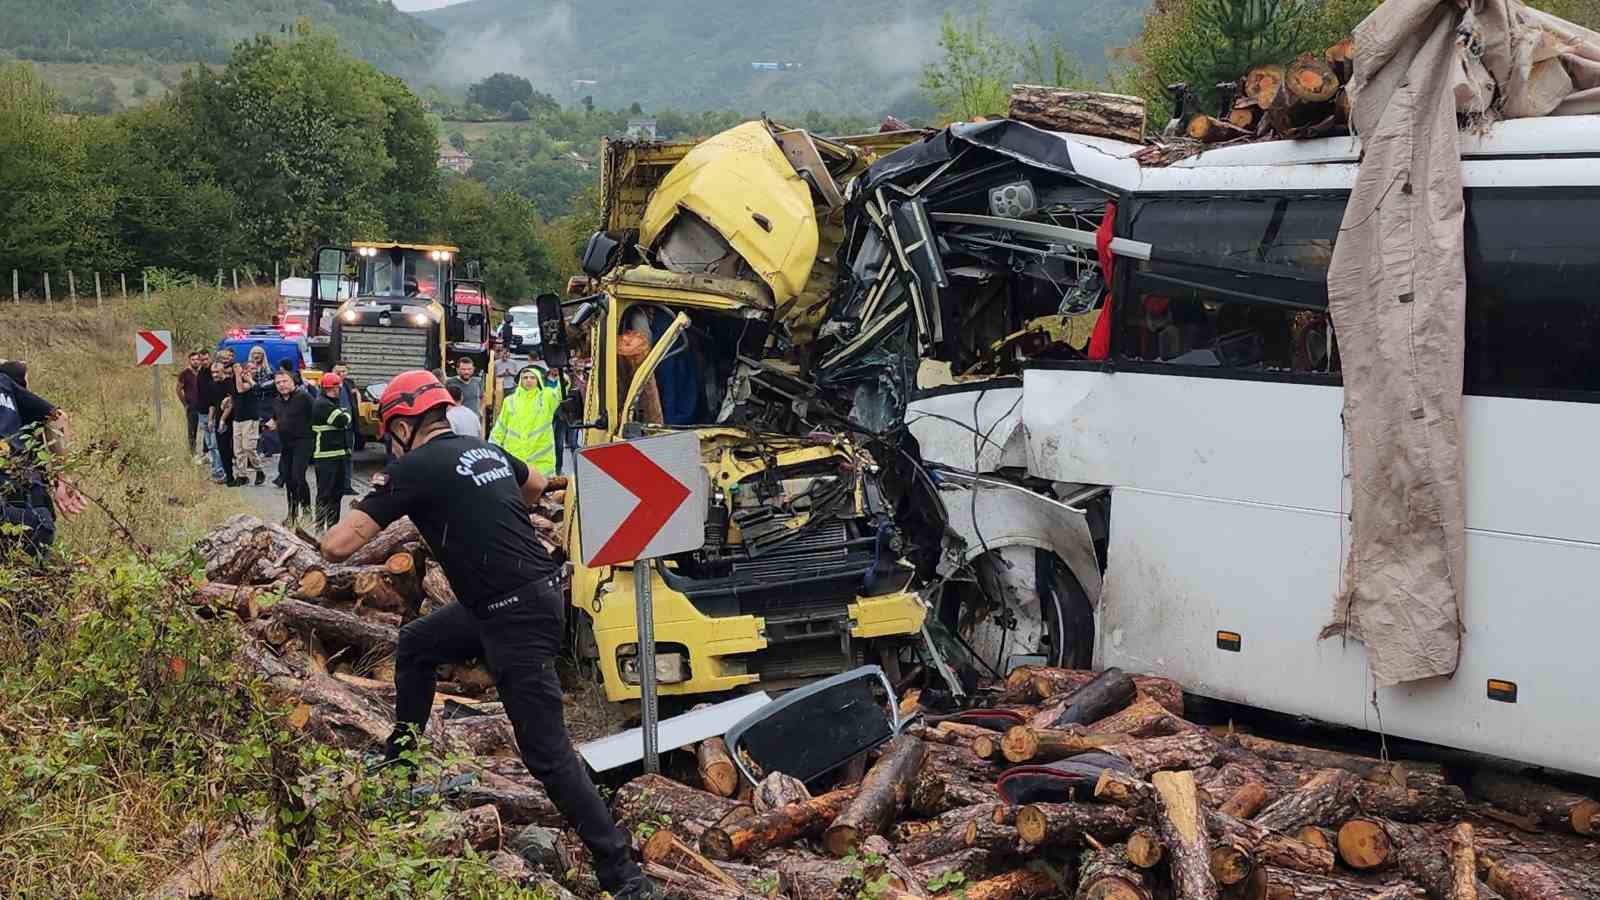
[621,666,1600,900]
[1181,38,1357,147]
[185,519,1600,900]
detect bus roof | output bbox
[1013,114,1600,194]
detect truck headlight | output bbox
[341,310,358,323]
[410,312,427,326]
[617,644,689,684]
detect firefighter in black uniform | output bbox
[319,370,653,900]
[309,372,352,530]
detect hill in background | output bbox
[418,0,1147,117]
[0,0,438,79]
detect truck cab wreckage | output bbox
[562,119,1128,703]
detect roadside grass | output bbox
[0,291,548,898]
[0,289,271,555]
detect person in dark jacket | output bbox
[207,361,243,487]
[310,372,353,530]
[176,351,206,456]
[1,370,86,558]
[267,369,314,524]
[333,363,360,495]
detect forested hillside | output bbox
[418,0,1148,117]
[0,0,438,77]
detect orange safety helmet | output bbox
[377,370,454,436]
[319,371,343,389]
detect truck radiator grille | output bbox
[340,325,431,385]
[661,519,880,616]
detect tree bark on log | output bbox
[441,714,519,759]
[1338,817,1479,900]
[297,564,387,603]
[1469,770,1599,836]
[1220,780,1271,819]
[1355,774,1467,823]
[1002,666,1041,703]
[1228,100,1261,131]
[1476,850,1583,900]
[1013,802,1136,849]
[1032,668,1136,731]
[643,861,760,900]
[910,765,994,816]
[1126,826,1164,868]
[751,771,809,813]
[1187,114,1250,143]
[345,516,419,566]
[824,734,927,856]
[1251,769,1360,832]
[450,767,564,827]
[1007,85,1147,143]
[899,820,989,867]
[644,830,743,891]
[1103,732,1225,778]
[614,774,747,848]
[191,581,272,620]
[894,802,1003,845]
[1094,769,1157,809]
[1208,809,1334,876]
[1210,832,1254,886]
[1241,866,1425,900]
[700,787,857,860]
[1286,52,1341,102]
[1152,770,1218,899]
[422,803,503,856]
[909,848,1011,892]
[270,598,398,655]
[696,737,739,798]
[1297,825,1338,855]
[1227,734,1429,786]
[1000,726,1130,764]
[963,868,1058,900]
[1080,696,1194,738]
[1029,668,1099,700]
[778,857,909,900]
[421,559,456,609]
[1076,845,1153,900]
[920,743,1003,783]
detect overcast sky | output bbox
[391,0,468,10]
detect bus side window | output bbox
[1465,187,1600,399]
[1116,194,1345,377]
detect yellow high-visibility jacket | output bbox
[490,382,559,475]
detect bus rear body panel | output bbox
[1025,365,1600,777]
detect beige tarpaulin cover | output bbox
[1324,0,1600,685]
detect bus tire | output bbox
[947,546,1094,673]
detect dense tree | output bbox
[433,177,556,304]
[174,26,438,265]
[920,11,1018,122]
[448,130,467,150]
[466,72,535,115]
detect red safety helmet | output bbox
[319,371,343,389]
[377,370,453,436]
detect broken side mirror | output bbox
[580,231,620,278]
[723,666,901,787]
[535,292,569,369]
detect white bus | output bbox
[909,116,1600,777]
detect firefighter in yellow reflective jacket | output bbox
[490,363,559,476]
[311,372,354,530]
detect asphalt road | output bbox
[232,445,388,527]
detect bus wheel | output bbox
[945,547,1093,675]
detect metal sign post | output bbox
[635,557,660,773]
[573,431,709,777]
[152,367,162,432]
[135,330,173,433]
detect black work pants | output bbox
[216,422,236,483]
[185,406,201,454]
[313,457,349,530]
[0,503,55,559]
[390,581,640,892]
[281,439,312,519]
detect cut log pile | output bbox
[1133,37,1364,167]
[183,520,1600,900]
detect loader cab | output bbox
[308,241,496,435]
